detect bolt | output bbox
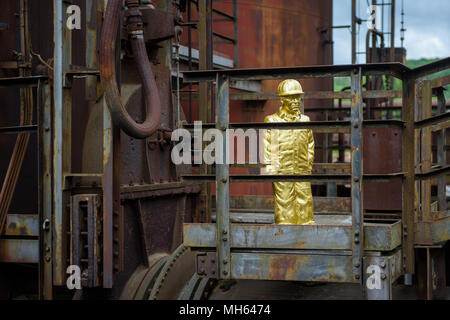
[222,229,228,235]
[222,237,227,242]
[354,177,359,183]
[223,259,228,264]
[353,123,359,129]
[381,273,387,280]
[221,178,228,183]
[45,256,50,262]
[354,238,360,244]
[45,246,50,253]
[354,262,360,268]
[355,274,360,280]
[354,230,360,236]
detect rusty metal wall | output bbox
[178,0,333,197]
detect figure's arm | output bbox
[307,128,315,173]
[263,116,273,174]
[302,115,314,173]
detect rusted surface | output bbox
[232,252,353,283]
[184,218,401,252]
[0,239,38,263]
[363,128,402,211]
[4,214,38,237]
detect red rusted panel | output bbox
[363,128,402,211]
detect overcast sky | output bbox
[333,0,450,64]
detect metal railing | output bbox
[181,58,450,290]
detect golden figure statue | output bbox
[263,79,315,225]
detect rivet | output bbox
[354,262,360,268]
[45,256,50,262]
[222,237,227,242]
[381,273,387,280]
[354,238,360,244]
[223,270,228,275]
[353,177,359,183]
[222,229,228,235]
[221,178,228,183]
[353,123,359,129]
[355,274,360,280]
[223,259,228,264]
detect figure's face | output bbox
[281,94,303,113]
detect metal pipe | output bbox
[99,0,161,139]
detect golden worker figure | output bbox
[263,79,315,225]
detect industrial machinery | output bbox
[0,0,448,300]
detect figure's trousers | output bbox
[272,181,314,225]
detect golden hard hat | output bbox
[277,79,304,96]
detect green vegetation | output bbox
[334,58,450,99]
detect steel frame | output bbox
[181,57,450,300]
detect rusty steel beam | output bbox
[350,68,364,283]
[407,57,450,80]
[180,90,403,101]
[402,77,416,274]
[39,82,52,299]
[184,220,401,252]
[182,173,403,183]
[182,63,410,82]
[215,74,230,280]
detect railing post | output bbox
[420,80,432,221]
[39,82,53,299]
[351,68,363,283]
[402,77,416,274]
[216,73,230,279]
[436,88,447,212]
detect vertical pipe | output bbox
[402,77,416,274]
[233,0,238,68]
[52,0,64,286]
[351,68,363,284]
[390,0,395,62]
[351,0,356,64]
[199,0,213,222]
[216,73,230,280]
[187,0,192,123]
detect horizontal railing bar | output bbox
[182,120,404,131]
[407,57,450,80]
[415,165,450,180]
[182,173,404,182]
[0,76,47,88]
[414,112,450,129]
[429,74,450,89]
[182,63,409,82]
[180,90,403,101]
[0,125,38,134]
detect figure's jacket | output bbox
[263,108,314,175]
